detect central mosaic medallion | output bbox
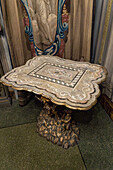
[28,62,86,88]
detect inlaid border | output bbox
[28,62,86,88]
[1,56,108,110]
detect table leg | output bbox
[37,97,79,149]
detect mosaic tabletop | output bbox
[1,55,107,110]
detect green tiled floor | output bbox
[0,122,85,170]
[78,103,113,170]
[0,98,42,128]
[0,97,113,170]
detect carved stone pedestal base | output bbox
[37,97,79,149]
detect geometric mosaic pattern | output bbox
[28,62,86,88]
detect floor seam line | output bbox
[77,141,87,170]
[0,121,36,130]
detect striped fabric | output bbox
[92,0,113,102]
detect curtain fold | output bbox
[102,14,113,101]
[1,0,94,63]
[1,0,32,68]
[65,0,93,62]
[1,0,32,104]
[0,4,12,73]
[91,0,103,63]
[92,0,113,102]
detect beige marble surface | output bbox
[1,55,107,110]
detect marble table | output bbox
[1,55,107,148]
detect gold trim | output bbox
[0,99,9,103]
[99,0,113,64]
[62,4,68,15]
[1,76,106,111]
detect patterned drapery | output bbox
[27,0,57,50]
[1,0,94,104]
[1,0,94,64]
[22,0,93,61]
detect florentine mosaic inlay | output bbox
[1,55,107,110]
[28,62,86,88]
